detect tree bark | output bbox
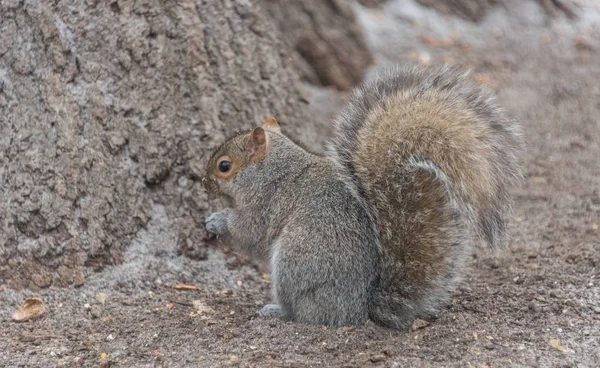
[0,0,314,290]
[261,0,374,91]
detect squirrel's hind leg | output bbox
[257,304,288,319]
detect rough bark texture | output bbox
[261,0,374,91]
[0,0,315,290]
[417,0,577,22]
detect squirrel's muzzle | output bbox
[202,176,220,195]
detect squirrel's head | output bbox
[203,117,281,198]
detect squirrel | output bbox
[202,65,522,329]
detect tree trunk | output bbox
[0,0,314,290]
[261,0,374,91]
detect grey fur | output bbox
[205,65,522,329]
[327,64,522,328]
[208,132,381,327]
[328,64,523,248]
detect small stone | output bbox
[528,302,540,312]
[106,334,115,341]
[68,328,79,335]
[83,303,91,310]
[592,306,600,314]
[370,354,386,363]
[411,319,429,331]
[90,305,102,319]
[549,289,564,299]
[230,355,239,363]
[178,176,189,188]
[221,289,233,296]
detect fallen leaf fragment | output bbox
[175,284,197,291]
[411,318,429,331]
[100,352,107,360]
[550,339,568,352]
[0,285,3,292]
[96,293,107,305]
[13,297,45,322]
[192,300,215,315]
[167,303,174,312]
[261,273,271,282]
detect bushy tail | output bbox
[327,65,523,328]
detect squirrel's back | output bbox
[327,66,522,328]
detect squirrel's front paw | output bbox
[204,211,230,235]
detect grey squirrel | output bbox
[203,65,522,329]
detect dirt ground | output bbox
[1,0,599,367]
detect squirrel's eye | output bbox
[218,160,232,173]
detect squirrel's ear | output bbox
[248,127,268,163]
[262,116,280,132]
